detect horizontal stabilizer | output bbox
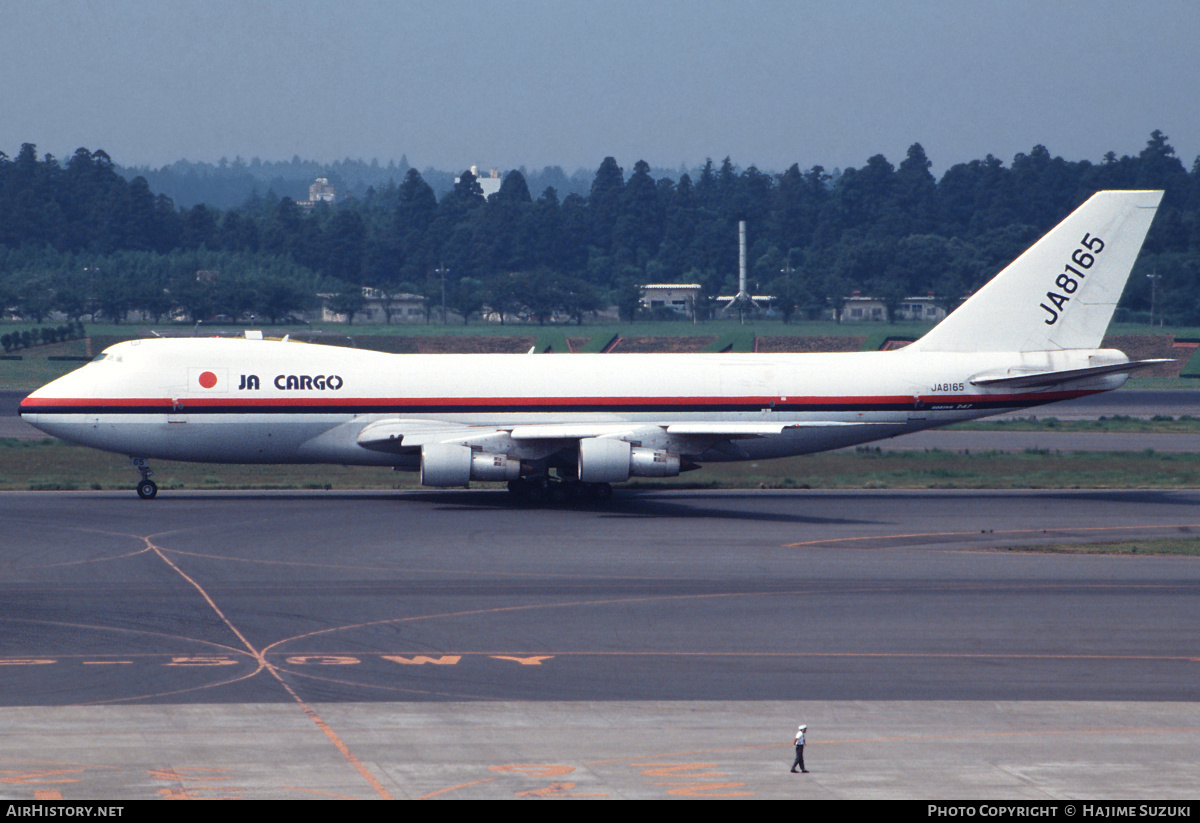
[969,359,1171,389]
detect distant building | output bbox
[837,296,886,322]
[894,296,945,322]
[833,295,946,323]
[640,284,702,315]
[318,287,427,324]
[456,165,503,198]
[300,177,336,210]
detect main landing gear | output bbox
[130,457,157,500]
[507,476,613,505]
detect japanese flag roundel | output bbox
[189,367,227,391]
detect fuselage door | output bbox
[908,395,928,422]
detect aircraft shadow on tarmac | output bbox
[415,488,878,525]
[72,486,1200,528]
[392,486,1200,518]
[90,486,876,525]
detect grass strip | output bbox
[991,538,1200,556]
[949,415,1200,434]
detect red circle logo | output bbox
[198,371,218,389]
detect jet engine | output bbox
[577,437,680,483]
[420,443,520,487]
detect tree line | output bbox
[2,132,1199,327]
[118,155,598,211]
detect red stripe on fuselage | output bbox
[19,390,1098,411]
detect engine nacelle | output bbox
[577,437,680,483]
[577,437,631,482]
[630,446,681,477]
[420,444,520,487]
[470,450,522,482]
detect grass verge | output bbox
[992,539,1200,556]
[949,415,1200,433]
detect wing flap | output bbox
[665,421,886,436]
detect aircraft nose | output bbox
[19,376,60,419]
[18,382,54,430]
[19,385,45,420]
[19,367,97,426]
[17,368,103,443]
[18,386,41,412]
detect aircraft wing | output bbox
[356,418,886,453]
[969,359,1172,389]
[512,421,880,438]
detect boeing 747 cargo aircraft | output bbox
[20,190,1165,500]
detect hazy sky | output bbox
[3,0,1197,176]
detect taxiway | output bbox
[1,489,1197,798]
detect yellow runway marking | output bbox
[414,777,500,799]
[272,665,507,701]
[0,769,85,785]
[489,765,575,777]
[147,540,394,800]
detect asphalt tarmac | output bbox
[1,489,1197,799]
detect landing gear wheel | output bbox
[523,479,549,504]
[130,457,158,499]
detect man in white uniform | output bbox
[791,724,808,773]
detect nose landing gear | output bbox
[130,457,158,500]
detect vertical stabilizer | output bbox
[910,190,1163,353]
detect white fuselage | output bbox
[19,337,1126,469]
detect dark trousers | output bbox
[792,744,805,771]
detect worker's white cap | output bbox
[798,724,807,730]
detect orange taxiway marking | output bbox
[146,539,394,800]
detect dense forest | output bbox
[1,132,1199,328]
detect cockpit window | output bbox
[91,353,108,362]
